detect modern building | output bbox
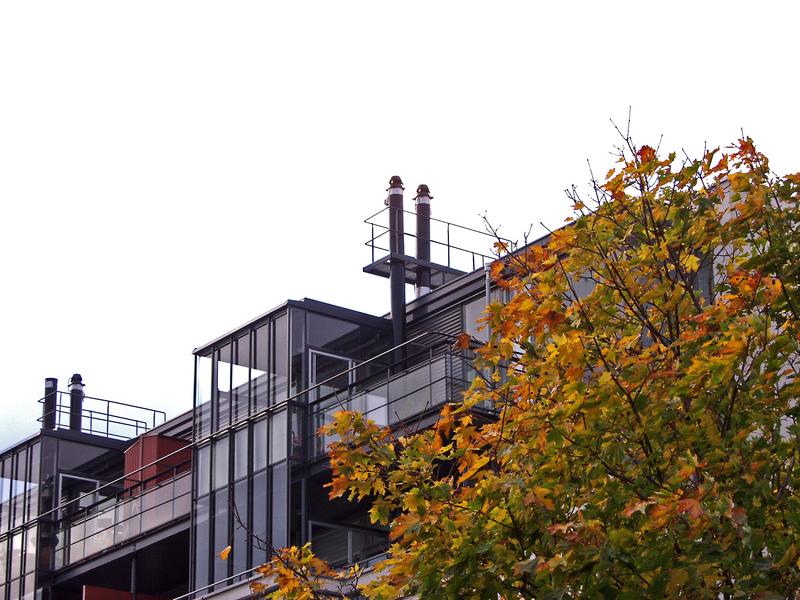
[0,180,509,599]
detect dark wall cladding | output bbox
[407,303,464,340]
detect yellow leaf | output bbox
[457,455,490,485]
[682,254,700,272]
[524,487,555,511]
[219,545,232,561]
[667,568,689,594]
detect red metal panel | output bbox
[124,435,191,494]
[123,437,143,492]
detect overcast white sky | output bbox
[1,1,798,449]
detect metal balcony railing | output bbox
[53,464,191,569]
[38,391,166,440]
[364,207,510,288]
[311,343,482,458]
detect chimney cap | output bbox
[414,184,433,199]
[387,175,404,190]
[69,373,84,386]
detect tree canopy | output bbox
[254,137,800,599]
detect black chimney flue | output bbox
[69,374,84,432]
[43,378,58,430]
[414,184,432,297]
[387,176,406,354]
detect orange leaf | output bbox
[638,145,656,163]
[453,332,472,350]
[219,545,232,561]
[677,498,704,520]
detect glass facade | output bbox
[0,430,146,600]
[0,439,39,600]
[191,303,392,591]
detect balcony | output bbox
[312,341,482,458]
[53,469,191,569]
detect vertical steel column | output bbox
[68,374,84,432]
[43,378,58,430]
[131,553,138,600]
[414,184,432,297]
[387,176,406,356]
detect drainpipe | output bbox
[68,373,84,432]
[387,176,406,352]
[414,184,432,298]
[43,377,58,430]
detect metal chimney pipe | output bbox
[68,373,84,432]
[387,176,406,351]
[43,377,58,430]
[414,184,432,297]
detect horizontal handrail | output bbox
[37,390,166,439]
[60,459,193,522]
[364,206,512,243]
[55,470,192,569]
[365,234,496,269]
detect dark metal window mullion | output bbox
[246,422,253,571]
[227,433,233,582]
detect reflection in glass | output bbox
[216,344,232,431]
[196,354,213,440]
[253,324,270,411]
[290,309,305,398]
[232,479,249,575]
[307,313,359,350]
[275,315,289,404]
[253,420,267,472]
[234,428,248,482]
[26,444,40,521]
[290,407,305,460]
[10,531,22,579]
[194,495,210,589]
[197,445,210,497]
[23,573,34,600]
[0,458,9,533]
[0,532,5,582]
[232,333,250,425]
[213,488,229,584]
[251,470,268,567]
[270,411,287,464]
[213,437,228,491]
[271,463,288,549]
[12,449,27,529]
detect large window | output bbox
[190,304,392,591]
[0,440,41,600]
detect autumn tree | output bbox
[256,136,800,599]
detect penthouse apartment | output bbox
[0,180,507,600]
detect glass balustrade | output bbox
[54,471,191,568]
[313,350,476,458]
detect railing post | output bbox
[447,222,451,267]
